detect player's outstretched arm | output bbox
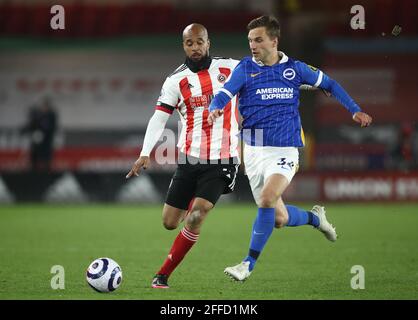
[322,76,374,126]
[298,62,372,121]
[325,78,373,127]
[126,109,171,178]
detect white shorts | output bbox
[244,144,299,206]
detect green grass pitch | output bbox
[0,203,417,300]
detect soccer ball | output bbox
[86,257,123,293]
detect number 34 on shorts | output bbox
[277,157,299,173]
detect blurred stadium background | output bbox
[0,0,417,204]
[0,0,417,301]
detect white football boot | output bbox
[311,205,338,242]
[224,261,252,281]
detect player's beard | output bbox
[185,54,212,73]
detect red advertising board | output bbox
[283,172,418,202]
[320,172,418,201]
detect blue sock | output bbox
[286,205,320,227]
[244,207,275,271]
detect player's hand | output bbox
[353,112,372,128]
[126,156,150,179]
[208,109,224,125]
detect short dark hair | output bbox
[247,15,280,40]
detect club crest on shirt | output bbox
[217,73,227,83]
[283,68,296,80]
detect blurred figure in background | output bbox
[21,96,58,172]
[391,122,416,171]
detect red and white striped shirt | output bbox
[156,57,240,160]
